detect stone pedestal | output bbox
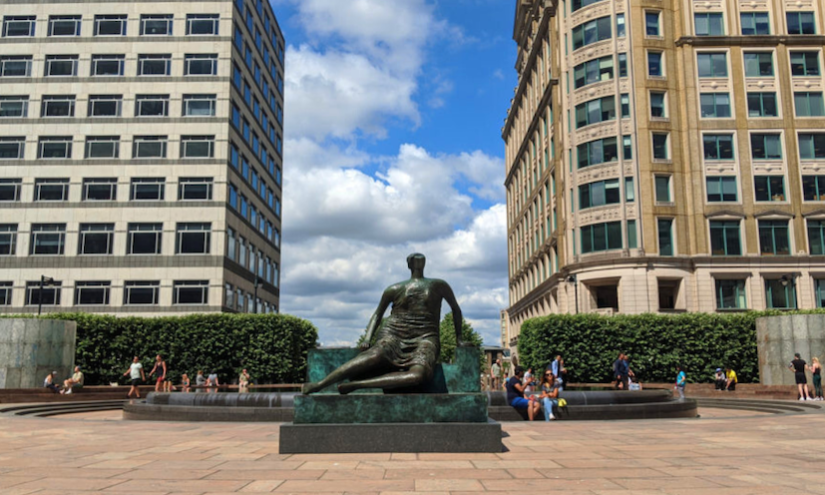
[0,319,77,389]
[757,315,825,385]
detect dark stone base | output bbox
[123,402,294,422]
[294,393,488,424]
[279,419,503,453]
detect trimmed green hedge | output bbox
[517,310,825,384]
[4,313,317,386]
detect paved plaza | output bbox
[0,408,822,495]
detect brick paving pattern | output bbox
[0,408,822,494]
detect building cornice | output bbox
[676,35,825,47]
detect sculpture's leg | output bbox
[337,365,430,395]
[302,348,385,394]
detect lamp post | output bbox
[253,276,261,314]
[567,274,579,314]
[38,275,55,316]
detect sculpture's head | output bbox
[406,253,426,272]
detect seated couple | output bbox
[506,366,560,421]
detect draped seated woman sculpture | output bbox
[302,253,467,395]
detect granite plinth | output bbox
[279,419,503,453]
[293,393,488,424]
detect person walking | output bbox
[491,359,503,391]
[812,357,823,401]
[675,365,686,399]
[790,353,811,401]
[148,355,167,393]
[123,356,145,399]
[539,371,559,421]
[550,355,566,391]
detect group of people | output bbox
[789,354,823,401]
[503,356,569,421]
[713,367,738,391]
[122,355,251,399]
[43,366,84,394]
[612,353,636,390]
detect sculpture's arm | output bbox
[441,283,465,345]
[361,289,393,350]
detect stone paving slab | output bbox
[0,409,823,494]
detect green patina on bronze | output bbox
[293,393,489,424]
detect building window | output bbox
[645,11,661,36]
[710,220,742,255]
[227,227,236,260]
[765,278,796,309]
[44,55,78,78]
[575,96,615,128]
[137,54,172,76]
[754,176,785,202]
[794,92,825,117]
[184,54,218,75]
[650,91,666,118]
[616,13,626,37]
[571,17,612,50]
[800,133,825,159]
[652,133,669,159]
[620,93,630,118]
[94,15,127,36]
[571,0,601,12]
[751,133,782,160]
[38,136,72,159]
[707,176,737,202]
[700,93,731,118]
[695,12,724,35]
[124,281,160,305]
[178,178,213,200]
[803,176,825,201]
[0,225,17,255]
[48,15,80,36]
[741,12,770,35]
[176,223,211,254]
[655,176,671,202]
[744,52,773,77]
[133,136,167,158]
[90,55,125,76]
[0,137,25,159]
[787,12,816,34]
[0,282,11,306]
[0,56,32,77]
[173,280,209,305]
[791,51,820,76]
[625,177,635,202]
[573,56,613,89]
[3,16,36,37]
[180,136,215,158]
[130,178,165,201]
[747,92,778,117]
[658,218,674,256]
[758,220,790,255]
[581,221,622,254]
[0,96,29,117]
[75,281,110,305]
[41,95,75,117]
[140,14,172,35]
[703,133,734,160]
[82,178,117,201]
[85,136,119,159]
[78,223,114,255]
[579,179,620,209]
[88,95,122,117]
[697,52,727,77]
[128,223,162,255]
[34,178,69,201]
[135,95,169,117]
[647,51,663,76]
[808,220,825,254]
[182,94,216,116]
[26,281,61,306]
[716,279,746,309]
[816,280,825,307]
[187,14,219,35]
[30,224,66,255]
[0,179,21,201]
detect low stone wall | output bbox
[0,319,77,388]
[756,315,825,386]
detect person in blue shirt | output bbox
[675,365,686,399]
[506,366,540,421]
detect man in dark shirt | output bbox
[790,353,811,401]
[506,366,540,420]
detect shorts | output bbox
[131,378,141,386]
[156,376,164,384]
[510,397,530,410]
[795,372,808,385]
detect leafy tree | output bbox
[439,312,484,372]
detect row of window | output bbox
[0,94,218,119]
[225,283,278,314]
[0,53,218,78]
[227,184,282,244]
[228,151,282,214]
[642,50,822,79]
[0,135,215,160]
[2,14,219,37]
[694,11,818,36]
[714,277,825,310]
[698,91,824,119]
[225,228,279,285]
[0,177,216,203]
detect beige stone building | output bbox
[0,0,284,315]
[504,0,825,352]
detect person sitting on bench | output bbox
[61,366,84,394]
[506,366,540,421]
[44,371,60,394]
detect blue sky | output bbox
[272,0,517,345]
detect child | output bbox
[675,365,686,399]
[180,373,191,393]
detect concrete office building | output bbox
[504,0,825,351]
[0,0,284,315]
